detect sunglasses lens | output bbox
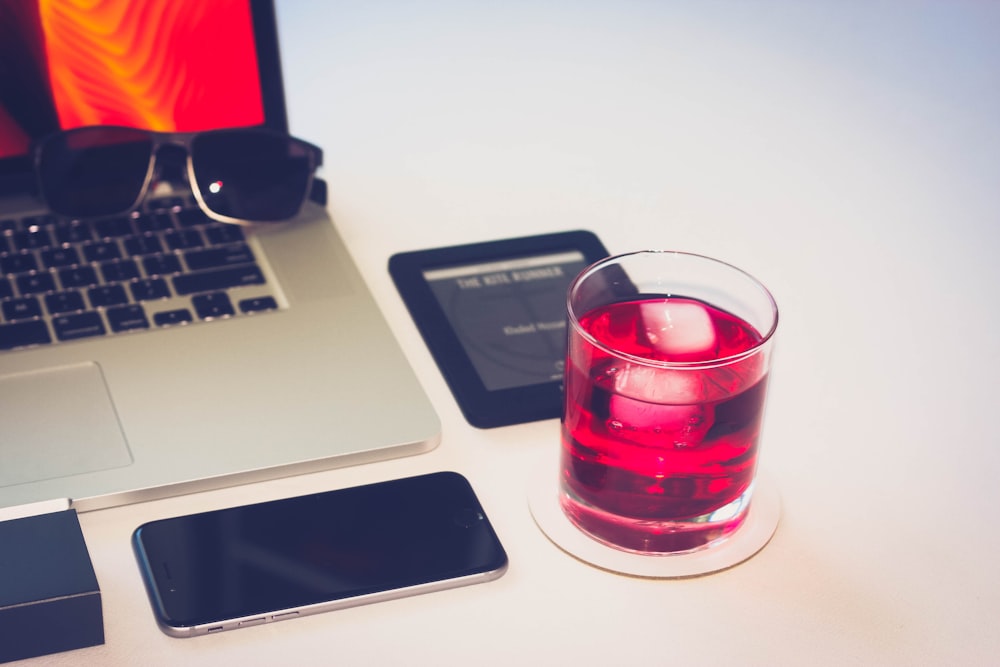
[37,127,153,217]
[191,130,315,222]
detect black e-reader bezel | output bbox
[389,230,609,428]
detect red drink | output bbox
[561,296,770,553]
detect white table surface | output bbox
[25,2,1000,665]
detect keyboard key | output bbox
[164,229,204,250]
[55,222,93,245]
[204,224,245,245]
[59,265,100,288]
[0,219,17,233]
[239,296,278,313]
[53,311,106,341]
[3,297,43,321]
[0,277,12,299]
[135,212,175,233]
[41,246,82,268]
[173,265,265,295]
[94,217,134,238]
[16,272,57,295]
[13,227,53,251]
[0,319,51,350]
[124,234,163,256]
[130,278,171,301]
[101,259,140,282]
[45,291,87,314]
[0,235,8,254]
[83,241,121,262]
[192,292,235,319]
[142,254,183,276]
[1,252,38,275]
[154,309,193,327]
[107,304,150,332]
[88,284,129,307]
[183,244,255,271]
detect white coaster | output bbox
[528,463,781,578]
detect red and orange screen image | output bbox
[0,0,265,160]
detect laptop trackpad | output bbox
[0,362,133,488]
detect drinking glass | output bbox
[560,251,778,553]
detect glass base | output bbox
[559,483,754,555]
[528,463,781,577]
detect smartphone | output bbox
[132,471,508,637]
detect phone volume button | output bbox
[273,611,300,621]
[238,617,266,627]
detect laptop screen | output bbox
[0,0,286,186]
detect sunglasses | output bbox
[34,126,323,224]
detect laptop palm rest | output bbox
[0,362,133,488]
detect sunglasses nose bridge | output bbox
[150,141,192,187]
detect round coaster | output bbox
[528,464,781,578]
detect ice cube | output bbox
[639,300,718,358]
[611,362,706,404]
[608,394,712,447]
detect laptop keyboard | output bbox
[0,196,282,352]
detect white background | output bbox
[30,2,1000,665]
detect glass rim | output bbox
[566,249,779,370]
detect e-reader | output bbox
[389,231,609,428]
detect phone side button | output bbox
[272,611,300,621]
[239,617,266,627]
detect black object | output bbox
[34,125,323,223]
[0,509,104,664]
[389,230,609,428]
[132,471,508,637]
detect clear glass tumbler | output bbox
[560,251,778,554]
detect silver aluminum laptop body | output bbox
[0,2,439,511]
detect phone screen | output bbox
[132,472,508,636]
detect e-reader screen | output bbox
[389,231,609,428]
[423,250,591,392]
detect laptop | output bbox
[0,0,440,512]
